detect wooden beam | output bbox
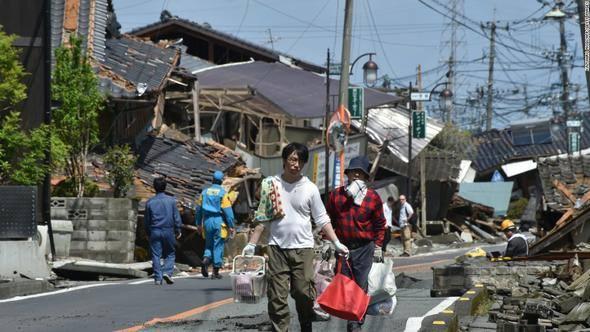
[192,80,201,141]
[553,179,577,204]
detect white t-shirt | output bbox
[267,175,330,249]
[383,203,393,228]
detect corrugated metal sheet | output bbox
[180,52,214,73]
[198,61,402,119]
[354,106,444,163]
[135,136,243,209]
[77,0,90,53]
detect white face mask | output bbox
[345,180,368,206]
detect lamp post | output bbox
[350,52,379,87]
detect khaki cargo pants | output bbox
[267,245,315,332]
[402,225,412,256]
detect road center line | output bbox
[116,297,234,332]
[403,296,459,332]
[0,283,117,304]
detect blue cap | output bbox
[213,171,224,182]
[344,156,370,177]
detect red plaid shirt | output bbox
[326,186,386,247]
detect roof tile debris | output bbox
[538,149,590,210]
[135,136,243,209]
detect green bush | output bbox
[52,177,99,197]
[507,198,529,220]
[104,145,137,198]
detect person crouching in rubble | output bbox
[241,142,349,332]
[195,171,235,279]
[501,219,529,257]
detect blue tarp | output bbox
[459,182,514,216]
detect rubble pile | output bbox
[483,262,590,331]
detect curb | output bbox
[0,279,53,300]
[419,284,487,332]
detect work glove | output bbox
[321,240,333,261]
[332,240,349,258]
[373,246,384,263]
[242,243,256,256]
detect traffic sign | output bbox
[410,92,430,101]
[328,63,342,75]
[412,111,426,138]
[348,87,364,120]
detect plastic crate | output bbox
[230,255,267,304]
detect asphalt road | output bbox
[0,243,504,332]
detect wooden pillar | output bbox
[192,80,201,141]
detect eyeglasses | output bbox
[286,157,301,164]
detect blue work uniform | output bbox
[195,184,235,268]
[144,193,182,283]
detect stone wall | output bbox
[50,198,137,263]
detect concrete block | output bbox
[0,280,53,300]
[71,230,88,241]
[107,231,134,242]
[51,220,73,257]
[454,288,487,316]
[0,241,50,279]
[89,209,107,219]
[87,219,108,230]
[106,241,134,252]
[70,241,87,251]
[107,198,132,218]
[87,241,107,252]
[69,249,87,257]
[107,220,134,231]
[50,208,69,220]
[109,252,134,263]
[71,219,88,231]
[87,231,107,241]
[86,252,108,262]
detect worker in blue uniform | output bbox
[144,177,182,285]
[195,171,235,279]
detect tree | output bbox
[0,26,50,185]
[52,36,104,197]
[104,145,137,198]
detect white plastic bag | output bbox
[366,295,397,316]
[368,258,397,304]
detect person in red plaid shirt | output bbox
[326,155,386,332]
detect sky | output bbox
[113,0,587,130]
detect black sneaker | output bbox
[163,274,174,284]
[212,267,222,279]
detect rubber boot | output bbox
[201,257,210,278]
[212,267,222,279]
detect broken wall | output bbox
[50,198,137,263]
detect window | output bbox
[510,121,552,146]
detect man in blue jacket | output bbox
[195,171,235,279]
[144,177,182,285]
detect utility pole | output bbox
[484,21,496,130]
[575,0,590,100]
[336,0,354,186]
[417,66,427,233]
[407,81,413,203]
[556,1,572,154]
[324,49,331,204]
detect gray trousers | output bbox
[339,241,374,331]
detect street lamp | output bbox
[350,52,378,87]
[427,82,453,121]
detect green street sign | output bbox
[348,87,364,120]
[569,132,581,153]
[412,111,426,138]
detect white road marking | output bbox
[129,279,154,285]
[0,283,118,304]
[403,296,459,332]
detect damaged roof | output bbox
[538,148,590,211]
[135,136,243,209]
[469,113,590,173]
[129,16,324,73]
[98,36,179,98]
[197,61,402,119]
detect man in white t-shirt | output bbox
[242,143,349,332]
[382,196,395,255]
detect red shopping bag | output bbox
[316,258,370,321]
